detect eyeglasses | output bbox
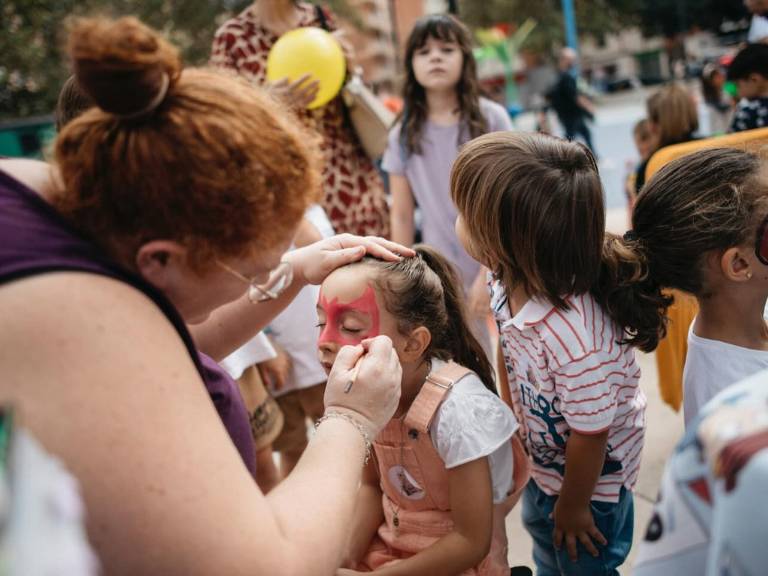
[757,216,768,266]
[216,259,293,303]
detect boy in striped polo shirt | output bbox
[451,132,665,575]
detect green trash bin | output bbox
[0,115,56,158]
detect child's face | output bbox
[736,73,768,100]
[316,266,405,374]
[412,36,464,93]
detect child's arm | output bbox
[553,430,609,561]
[389,174,415,246]
[370,458,494,576]
[293,216,323,248]
[342,459,384,567]
[496,341,512,405]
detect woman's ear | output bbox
[719,246,753,283]
[135,240,189,290]
[400,326,432,363]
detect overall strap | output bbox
[404,362,472,434]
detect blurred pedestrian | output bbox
[634,83,699,194]
[545,47,596,153]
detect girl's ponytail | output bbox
[594,233,672,352]
[414,246,496,393]
[364,246,496,393]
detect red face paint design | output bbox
[317,284,380,346]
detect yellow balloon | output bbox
[267,27,346,110]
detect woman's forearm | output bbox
[343,481,384,566]
[190,279,304,361]
[266,417,369,573]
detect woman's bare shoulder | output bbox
[0,158,60,199]
[0,271,276,574]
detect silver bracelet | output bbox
[315,412,372,466]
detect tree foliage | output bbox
[458,0,748,54]
[0,0,354,120]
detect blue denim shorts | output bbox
[521,480,634,576]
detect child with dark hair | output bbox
[452,132,660,575]
[728,43,768,132]
[631,147,768,425]
[321,246,529,576]
[384,14,512,357]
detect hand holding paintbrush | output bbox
[323,336,402,440]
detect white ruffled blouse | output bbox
[428,360,519,503]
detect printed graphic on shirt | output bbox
[731,97,768,132]
[489,276,645,503]
[387,465,425,500]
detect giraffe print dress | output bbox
[211,2,390,238]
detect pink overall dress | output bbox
[358,362,531,575]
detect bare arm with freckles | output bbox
[191,235,412,361]
[0,272,402,575]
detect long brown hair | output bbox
[451,131,671,352]
[54,16,319,271]
[633,147,768,298]
[399,14,487,156]
[358,245,495,393]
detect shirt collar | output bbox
[490,275,556,330]
[510,297,556,330]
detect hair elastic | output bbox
[117,72,170,120]
[623,230,638,242]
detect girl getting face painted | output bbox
[318,248,525,576]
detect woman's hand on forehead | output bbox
[286,234,415,286]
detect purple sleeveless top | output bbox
[0,169,255,474]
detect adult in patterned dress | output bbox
[211,0,390,238]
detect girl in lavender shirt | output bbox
[383,14,512,354]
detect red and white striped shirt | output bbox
[491,279,646,503]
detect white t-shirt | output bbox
[220,332,276,380]
[429,361,519,503]
[748,14,768,43]
[683,324,768,426]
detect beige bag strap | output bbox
[403,362,471,434]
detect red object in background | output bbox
[382,95,403,115]
[719,54,734,68]
[494,23,512,36]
